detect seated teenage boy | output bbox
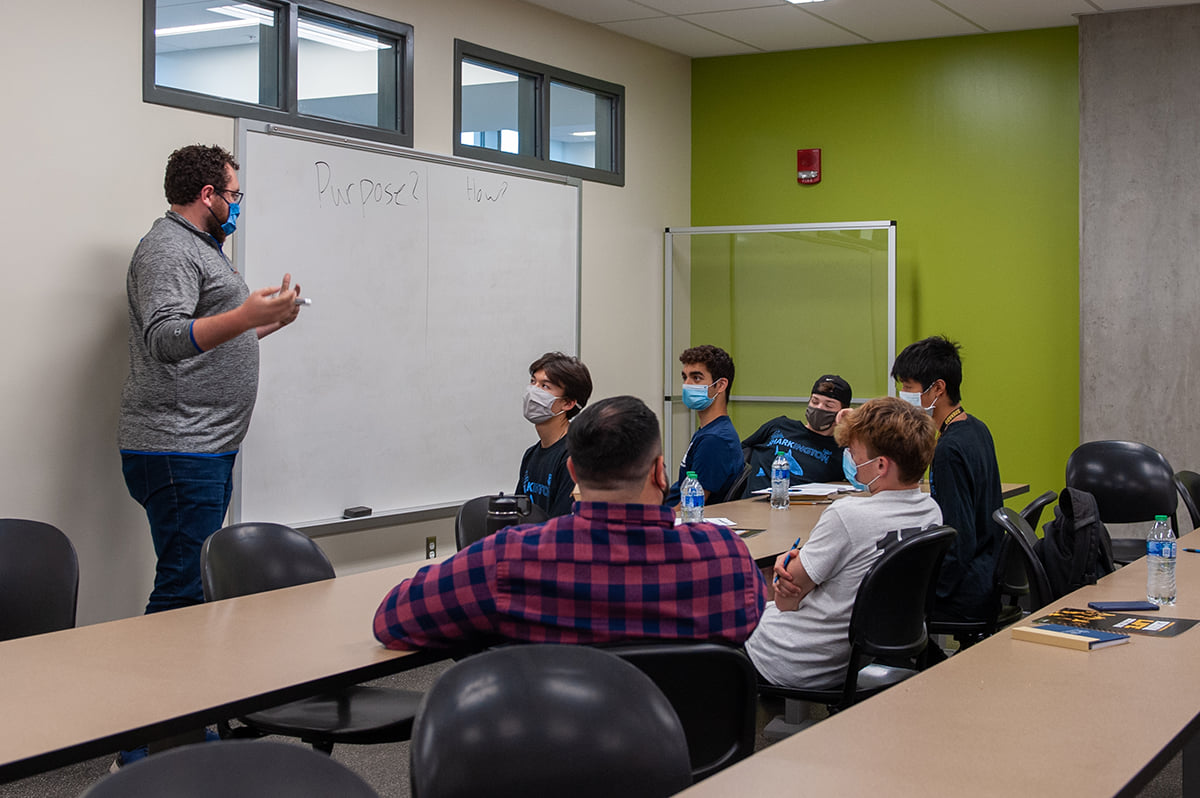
[891,335,1003,623]
[741,374,852,493]
[744,397,941,688]
[373,395,767,650]
[517,352,593,517]
[665,344,743,506]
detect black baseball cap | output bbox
[811,375,852,407]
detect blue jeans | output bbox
[121,452,236,614]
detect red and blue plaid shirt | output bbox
[373,501,767,650]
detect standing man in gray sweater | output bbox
[119,144,303,616]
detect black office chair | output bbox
[410,644,692,798]
[1065,440,1179,564]
[454,494,548,551]
[0,519,78,641]
[1175,470,1200,531]
[757,525,956,714]
[601,641,756,781]
[200,522,423,754]
[927,528,1025,650]
[991,490,1058,614]
[79,740,379,798]
[710,462,753,504]
[993,508,1053,612]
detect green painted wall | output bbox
[690,27,1079,505]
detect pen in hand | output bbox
[1183,548,1200,553]
[773,535,804,584]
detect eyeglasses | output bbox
[216,188,244,204]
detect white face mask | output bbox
[523,384,565,425]
[898,386,936,416]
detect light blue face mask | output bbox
[898,385,935,415]
[220,202,240,236]
[842,448,880,492]
[681,383,716,411]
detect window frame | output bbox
[143,0,414,147]
[454,40,625,186]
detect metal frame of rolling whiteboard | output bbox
[230,119,582,536]
[662,221,896,463]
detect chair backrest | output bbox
[200,522,334,601]
[1065,440,1178,529]
[841,525,955,704]
[994,490,1058,607]
[0,519,78,642]
[410,644,692,798]
[710,462,752,505]
[1020,489,1059,531]
[79,739,379,798]
[601,641,756,781]
[993,508,1053,612]
[454,495,548,551]
[1175,470,1200,531]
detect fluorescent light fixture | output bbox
[155,18,258,37]
[571,131,596,137]
[784,0,828,4]
[157,4,389,52]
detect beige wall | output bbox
[0,0,689,624]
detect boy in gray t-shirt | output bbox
[745,397,941,689]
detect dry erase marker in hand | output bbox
[295,297,312,306]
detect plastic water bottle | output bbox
[1146,514,1177,606]
[681,471,704,524]
[770,450,790,510]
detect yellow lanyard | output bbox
[938,406,964,438]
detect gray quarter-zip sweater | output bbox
[118,211,259,453]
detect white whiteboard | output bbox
[231,122,580,529]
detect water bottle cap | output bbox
[1155,515,1169,522]
[686,471,697,478]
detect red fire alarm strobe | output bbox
[797,148,821,184]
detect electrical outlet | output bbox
[425,536,437,559]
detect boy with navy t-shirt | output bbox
[665,345,743,506]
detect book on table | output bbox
[1011,623,1131,651]
[1032,607,1199,637]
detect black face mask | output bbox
[806,404,837,432]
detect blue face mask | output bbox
[682,383,715,411]
[842,448,880,492]
[221,202,240,236]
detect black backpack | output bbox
[1033,487,1116,600]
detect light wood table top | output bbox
[723,482,1030,565]
[678,528,1200,798]
[0,557,438,782]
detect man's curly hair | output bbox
[164,144,239,206]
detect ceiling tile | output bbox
[939,0,1093,31]
[642,0,789,13]
[685,5,868,51]
[523,0,667,24]
[600,15,762,57]
[805,0,983,43]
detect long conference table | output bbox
[0,483,1030,783]
[679,527,1200,798]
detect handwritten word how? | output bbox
[315,161,421,217]
[466,176,509,203]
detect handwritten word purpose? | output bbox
[315,160,421,216]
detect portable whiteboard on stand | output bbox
[663,222,896,469]
[230,120,581,535]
